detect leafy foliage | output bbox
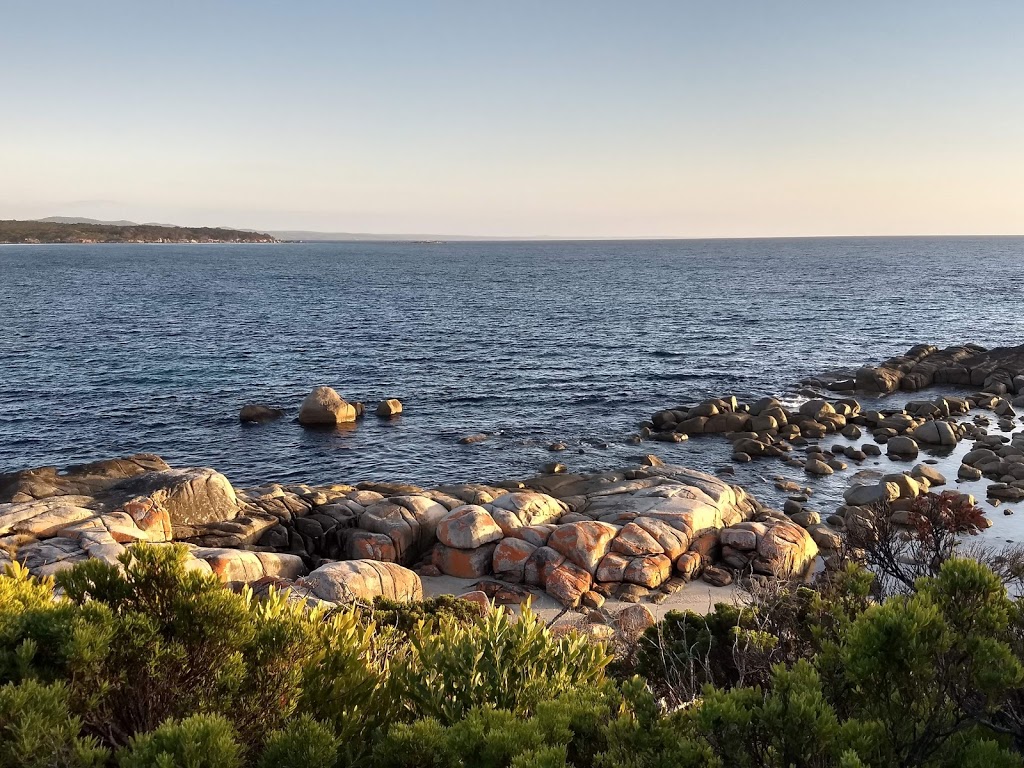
[360,594,484,637]
[0,679,109,768]
[1,544,388,758]
[396,603,613,723]
[116,714,242,768]
[257,715,340,768]
[5,545,1024,767]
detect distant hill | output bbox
[0,219,276,244]
[20,217,552,243]
[37,216,143,227]
[267,229,551,242]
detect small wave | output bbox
[650,350,687,358]
[571,395,613,405]
[445,394,505,404]
[650,372,703,381]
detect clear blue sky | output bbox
[2,1,1023,237]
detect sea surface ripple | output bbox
[1,237,1023,490]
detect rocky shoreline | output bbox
[2,342,1023,617]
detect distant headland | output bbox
[0,218,277,244]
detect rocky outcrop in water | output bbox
[297,386,358,425]
[812,343,1024,395]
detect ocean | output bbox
[2,237,1023,501]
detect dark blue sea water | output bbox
[2,238,1023,492]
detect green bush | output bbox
[374,686,617,768]
[395,603,612,723]
[633,602,779,702]
[633,563,875,706]
[50,544,327,748]
[117,713,241,768]
[360,594,483,637]
[0,560,101,684]
[692,660,855,768]
[594,677,715,768]
[0,545,389,757]
[830,557,1023,766]
[295,610,393,765]
[0,679,109,768]
[7,546,1024,767]
[257,715,340,768]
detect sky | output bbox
[2,1,1023,238]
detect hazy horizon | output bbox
[3,1,1024,238]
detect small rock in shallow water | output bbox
[239,404,284,423]
[805,459,834,476]
[375,399,403,418]
[958,464,983,481]
[886,436,920,458]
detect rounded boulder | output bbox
[298,386,357,426]
[437,505,504,549]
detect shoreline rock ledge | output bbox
[1,454,819,610]
[820,343,1024,395]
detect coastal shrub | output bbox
[360,594,483,637]
[633,565,873,705]
[594,677,715,768]
[0,560,96,684]
[257,715,340,768]
[116,714,242,768]
[849,491,987,597]
[296,610,394,765]
[633,603,779,704]
[692,660,856,768]
[395,604,613,723]
[0,544,390,757]
[827,557,1023,766]
[0,679,109,768]
[373,686,616,768]
[8,545,1024,766]
[48,544,328,749]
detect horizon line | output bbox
[8,217,1024,242]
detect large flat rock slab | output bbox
[109,468,239,526]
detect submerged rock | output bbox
[239,404,284,423]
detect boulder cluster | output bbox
[1,454,819,610]
[639,343,1024,562]
[958,431,1024,502]
[810,343,1024,395]
[240,386,403,426]
[648,393,1006,460]
[232,463,820,607]
[648,349,1023,513]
